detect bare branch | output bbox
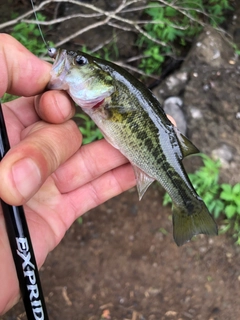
[22,12,104,26]
[0,0,53,29]
[0,0,208,48]
[90,37,117,54]
[114,60,159,79]
[55,17,111,47]
[107,21,134,33]
[0,0,228,78]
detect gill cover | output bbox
[48,49,115,109]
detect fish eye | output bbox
[75,55,88,66]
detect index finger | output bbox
[0,33,51,97]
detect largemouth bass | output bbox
[48,48,218,246]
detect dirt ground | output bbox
[1,1,240,320]
[3,187,240,320]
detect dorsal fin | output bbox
[174,127,199,158]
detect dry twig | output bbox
[0,0,227,79]
[0,0,208,47]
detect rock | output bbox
[183,26,236,68]
[163,97,187,134]
[165,310,177,317]
[153,71,188,102]
[182,28,240,184]
[153,26,240,184]
[189,107,203,120]
[211,144,235,169]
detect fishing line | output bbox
[29,0,57,58]
[29,0,49,49]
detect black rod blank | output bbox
[0,102,49,319]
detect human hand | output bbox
[0,34,136,314]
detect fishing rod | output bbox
[0,0,58,317]
[0,102,49,319]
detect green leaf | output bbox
[233,183,240,195]
[221,183,232,192]
[212,200,225,219]
[163,193,172,206]
[162,26,178,42]
[165,6,177,17]
[77,217,83,225]
[225,205,237,219]
[220,190,233,202]
[219,222,231,234]
[159,227,168,235]
[1,93,19,103]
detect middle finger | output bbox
[53,139,129,193]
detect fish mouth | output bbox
[47,49,115,109]
[47,49,71,90]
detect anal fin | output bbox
[132,165,155,200]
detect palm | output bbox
[25,176,66,258]
[0,98,135,314]
[5,103,135,253]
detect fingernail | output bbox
[12,158,41,199]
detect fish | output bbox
[47,48,218,246]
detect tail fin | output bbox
[172,200,218,246]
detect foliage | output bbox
[1,93,18,103]
[220,183,240,219]
[77,217,83,225]
[10,13,53,56]
[163,154,240,244]
[188,154,223,219]
[81,38,119,62]
[232,43,240,56]
[75,113,103,144]
[220,183,240,244]
[138,0,232,74]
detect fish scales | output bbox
[48,49,218,246]
[89,64,196,204]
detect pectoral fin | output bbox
[133,165,155,200]
[174,127,199,158]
